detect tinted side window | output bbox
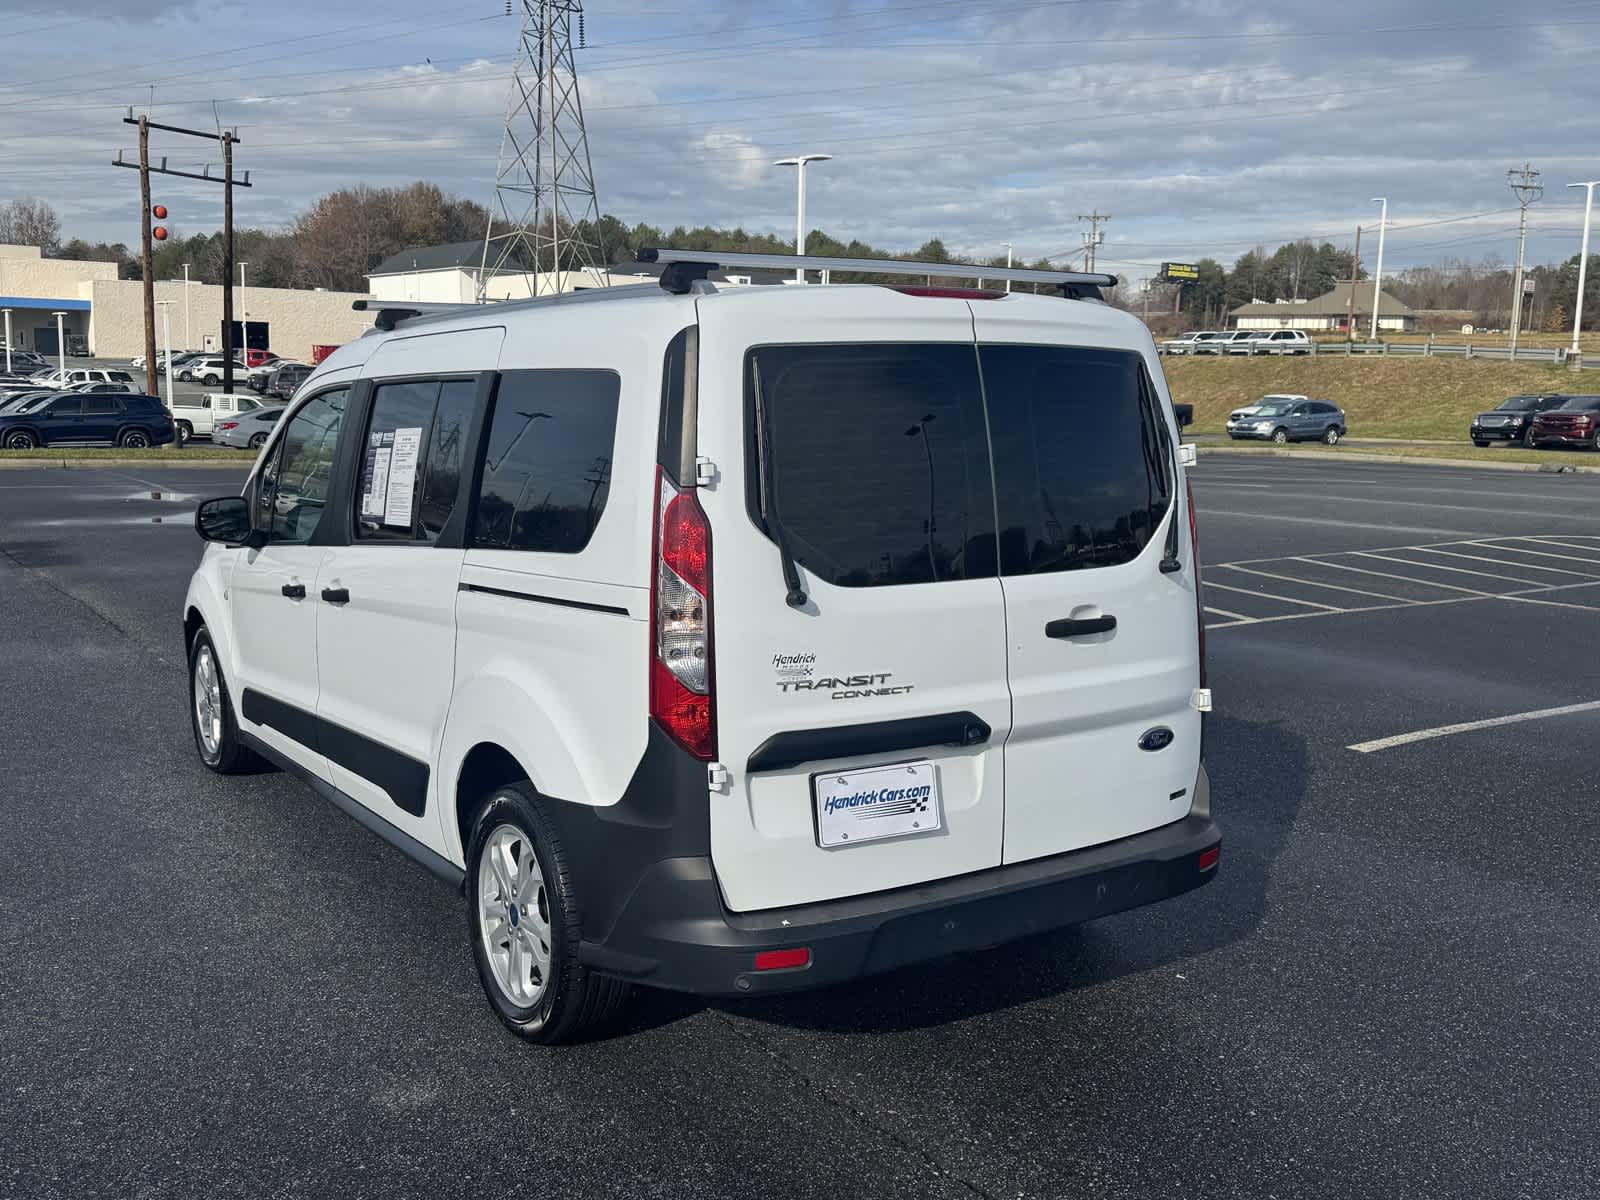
[263,389,347,544]
[746,343,995,587]
[981,345,1171,575]
[419,379,476,538]
[82,397,119,416]
[472,370,620,554]
[48,397,82,416]
[357,380,441,542]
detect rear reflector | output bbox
[1198,847,1220,871]
[890,286,1006,300]
[753,948,811,971]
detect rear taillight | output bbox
[218,421,237,431]
[650,467,716,760]
[1188,474,1205,688]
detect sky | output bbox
[2,0,1599,285]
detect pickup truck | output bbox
[170,391,262,444]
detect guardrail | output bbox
[1160,341,1593,367]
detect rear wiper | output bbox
[750,358,808,608]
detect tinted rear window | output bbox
[1556,396,1600,410]
[747,342,1173,587]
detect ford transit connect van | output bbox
[185,250,1220,1043]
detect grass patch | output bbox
[1205,441,1598,468]
[1162,355,1589,440]
[0,447,244,461]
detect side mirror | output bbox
[1173,402,1194,428]
[195,496,259,547]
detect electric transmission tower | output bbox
[1507,163,1543,356]
[480,0,607,300]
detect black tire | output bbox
[175,421,192,445]
[188,628,254,774]
[1323,426,1341,446]
[118,427,151,449]
[1473,439,1490,448]
[4,428,38,449]
[465,783,632,1044]
[1522,427,1537,449]
[248,431,268,449]
[1271,427,1289,445]
[201,373,219,387]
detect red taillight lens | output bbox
[754,948,810,971]
[218,421,237,431]
[1188,474,1205,688]
[650,467,716,760]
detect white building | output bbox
[1230,281,1417,333]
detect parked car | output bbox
[27,367,136,390]
[170,391,262,444]
[180,357,245,387]
[1241,330,1313,355]
[1221,330,1267,355]
[1470,394,1570,448]
[182,258,1217,1044]
[1188,331,1230,355]
[213,405,285,450]
[1528,395,1600,450]
[2,350,50,374]
[63,380,140,394]
[1227,396,1346,444]
[1160,332,1205,355]
[266,361,313,401]
[248,358,304,393]
[0,392,176,449]
[0,389,56,415]
[244,349,280,370]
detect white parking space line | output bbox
[1348,700,1600,753]
[1413,546,1600,578]
[1202,604,1254,622]
[1354,550,1539,585]
[1202,510,1485,538]
[1499,594,1600,613]
[1525,536,1600,555]
[1469,540,1600,566]
[1214,564,1410,602]
[1291,556,1492,594]
[1201,580,1344,610]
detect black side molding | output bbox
[746,711,991,774]
[459,582,629,617]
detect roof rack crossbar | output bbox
[638,246,1117,292]
[352,298,484,331]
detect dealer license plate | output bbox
[812,760,941,849]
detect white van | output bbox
[183,250,1219,1043]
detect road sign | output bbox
[1161,261,1200,282]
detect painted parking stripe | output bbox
[1412,546,1600,578]
[1525,536,1600,555]
[1201,580,1344,610]
[1202,604,1254,622]
[1316,555,1494,594]
[1214,564,1411,602]
[1470,540,1600,566]
[1353,551,1540,585]
[1348,700,1600,754]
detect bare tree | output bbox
[0,198,62,254]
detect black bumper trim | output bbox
[578,813,1220,996]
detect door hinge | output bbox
[695,456,718,487]
[1190,688,1213,713]
[707,761,730,790]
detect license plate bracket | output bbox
[812,760,941,849]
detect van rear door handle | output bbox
[280,582,305,599]
[1046,615,1116,638]
[321,586,350,605]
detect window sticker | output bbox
[384,426,423,528]
[360,431,394,522]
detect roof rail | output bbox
[351,299,482,331]
[638,246,1118,298]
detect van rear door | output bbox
[969,312,1200,864]
[695,291,1010,913]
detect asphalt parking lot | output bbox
[2,454,1598,1198]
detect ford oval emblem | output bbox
[1138,726,1175,752]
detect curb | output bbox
[1197,445,1600,474]
[0,457,249,470]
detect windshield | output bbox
[1255,402,1294,416]
[1496,396,1538,411]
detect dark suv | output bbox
[0,393,176,449]
[1528,396,1600,450]
[267,362,312,401]
[1471,394,1569,447]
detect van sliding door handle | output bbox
[320,587,350,605]
[1045,615,1116,638]
[280,583,305,599]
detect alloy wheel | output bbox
[192,643,223,759]
[477,823,553,1008]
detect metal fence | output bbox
[1162,341,1595,368]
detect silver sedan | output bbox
[213,405,285,450]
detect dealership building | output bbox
[0,242,372,362]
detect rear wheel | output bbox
[202,373,219,387]
[4,428,38,449]
[466,783,632,1044]
[1322,426,1341,446]
[175,420,192,445]
[118,427,151,449]
[248,431,268,449]
[1271,427,1289,445]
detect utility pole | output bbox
[1346,225,1362,341]
[136,117,158,395]
[114,111,251,388]
[1507,164,1543,360]
[1077,210,1110,272]
[1368,198,1388,341]
[1569,180,1599,360]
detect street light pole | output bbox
[182,262,191,350]
[238,261,249,353]
[774,153,831,282]
[2,309,11,375]
[1569,181,1599,358]
[52,311,67,378]
[1368,197,1388,341]
[1003,241,1014,293]
[157,300,174,405]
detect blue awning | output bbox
[0,296,91,311]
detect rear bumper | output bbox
[579,810,1221,997]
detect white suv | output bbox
[184,254,1219,1043]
